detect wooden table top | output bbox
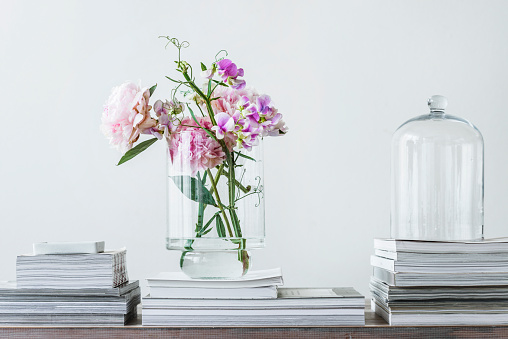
[0,304,507,338]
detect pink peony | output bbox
[131,88,157,142]
[168,117,227,176]
[100,82,155,154]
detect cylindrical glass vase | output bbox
[391,95,484,241]
[166,131,265,279]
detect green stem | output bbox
[202,164,224,215]
[226,151,242,238]
[206,168,233,237]
[208,81,222,99]
[235,191,258,203]
[221,169,251,194]
[182,72,217,125]
[214,164,224,184]
[195,172,205,234]
[227,152,235,205]
[182,70,242,239]
[196,103,205,117]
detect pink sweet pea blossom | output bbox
[211,113,235,139]
[267,117,289,136]
[154,99,184,138]
[217,59,246,90]
[208,86,287,148]
[201,69,215,79]
[229,77,246,90]
[256,95,274,117]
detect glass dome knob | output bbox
[428,95,448,112]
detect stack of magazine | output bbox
[17,248,128,288]
[143,268,365,326]
[0,281,140,325]
[0,242,140,325]
[370,237,508,325]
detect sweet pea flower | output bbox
[245,110,260,125]
[237,133,260,151]
[160,113,180,139]
[153,100,165,115]
[229,77,246,90]
[207,85,287,148]
[268,117,289,136]
[257,95,274,118]
[232,111,242,132]
[200,63,217,79]
[201,69,215,79]
[154,99,184,116]
[153,99,185,137]
[211,112,235,139]
[235,118,261,150]
[217,59,246,90]
[217,59,238,80]
[238,96,251,111]
[260,113,281,135]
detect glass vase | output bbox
[166,131,265,279]
[391,95,484,241]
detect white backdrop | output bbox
[1,0,508,297]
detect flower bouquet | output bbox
[101,38,287,278]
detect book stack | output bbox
[370,237,508,325]
[143,268,365,326]
[0,242,140,325]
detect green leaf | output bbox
[187,104,200,126]
[198,212,218,236]
[201,228,213,236]
[207,79,212,97]
[117,138,158,166]
[149,84,157,97]
[210,97,220,101]
[202,211,216,228]
[200,62,207,71]
[216,215,226,237]
[201,170,208,185]
[212,80,228,87]
[204,129,218,142]
[165,76,182,83]
[169,175,217,206]
[234,151,256,162]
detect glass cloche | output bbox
[391,95,484,241]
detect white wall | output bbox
[1,0,508,297]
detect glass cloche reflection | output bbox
[391,95,484,241]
